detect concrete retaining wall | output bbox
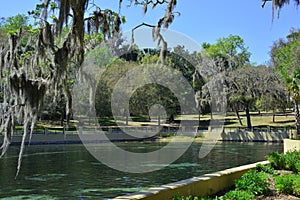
[218,130,289,142]
[284,139,300,153]
[0,132,155,145]
[0,128,290,145]
[112,161,270,200]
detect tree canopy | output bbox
[262,0,300,19]
[271,28,300,134]
[0,0,298,176]
[0,0,180,176]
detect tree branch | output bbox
[262,0,271,8]
[133,0,169,6]
[129,22,167,64]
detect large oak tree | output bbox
[271,29,300,135]
[0,0,178,175]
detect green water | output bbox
[0,142,282,199]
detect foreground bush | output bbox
[256,163,279,175]
[222,190,254,200]
[234,169,270,196]
[172,195,214,200]
[268,151,300,173]
[275,174,300,197]
[172,151,300,200]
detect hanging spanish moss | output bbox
[262,0,300,19]
[0,0,178,176]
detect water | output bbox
[0,142,282,199]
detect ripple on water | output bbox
[143,162,200,168]
[25,173,67,181]
[0,195,59,200]
[72,187,148,198]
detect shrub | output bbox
[293,176,300,197]
[267,151,285,170]
[172,195,192,200]
[222,190,254,200]
[295,161,300,174]
[275,174,300,197]
[275,174,294,195]
[267,151,300,172]
[235,170,270,195]
[172,195,214,200]
[256,164,279,176]
[172,195,193,200]
[284,151,300,173]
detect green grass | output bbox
[174,112,295,131]
[3,111,295,135]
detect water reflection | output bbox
[0,142,282,199]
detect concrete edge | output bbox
[284,139,300,153]
[112,160,270,200]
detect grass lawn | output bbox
[11,111,295,133]
[175,111,295,129]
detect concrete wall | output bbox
[284,139,300,153]
[0,127,290,145]
[0,132,154,145]
[112,161,270,200]
[0,133,80,145]
[218,130,289,142]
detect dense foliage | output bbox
[267,151,300,173]
[275,174,300,196]
[0,0,299,175]
[271,29,300,134]
[0,0,179,175]
[173,151,300,200]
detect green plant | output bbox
[268,151,300,172]
[293,176,300,196]
[275,174,300,197]
[256,164,279,176]
[172,195,195,200]
[284,151,300,173]
[267,151,285,170]
[275,174,294,195]
[172,195,218,200]
[295,161,300,174]
[172,195,189,200]
[235,170,270,195]
[222,190,254,200]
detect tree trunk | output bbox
[198,109,201,127]
[158,115,160,126]
[294,100,300,134]
[245,104,252,130]
[126,112,129,125]
[272,110,276,123]
[63,82,72,129]
[234,104,243,126]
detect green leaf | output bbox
[121,16,126,24]
[50,2,58,10]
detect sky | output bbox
[1,0,300,65]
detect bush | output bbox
[256,164,279,176]
[172,195,214,200]
[295,161,300,174]
[293,177,300,197]
[284,151,300,173]
[222,190,254,200]
[172,195,193,200]
[275,174,300,197]
[267,151,300,172]
[235,170,270,195]
[267,151,285,170]
[275,174,294,195]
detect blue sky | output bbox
[1,0,300,65]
